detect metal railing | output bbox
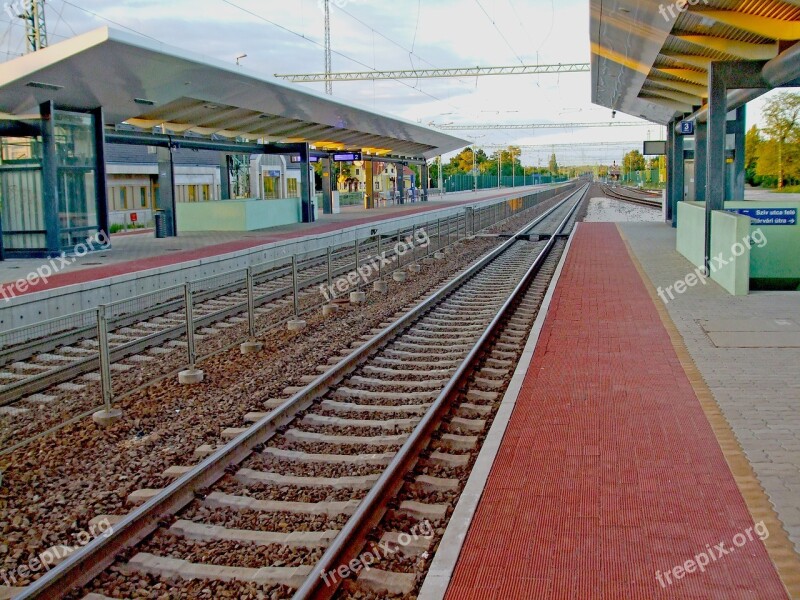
[0,184,577,423]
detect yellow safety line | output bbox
[617,223,800,599]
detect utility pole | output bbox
[323,0,332,95]
[472,147,477,192]
[19,0,47,53]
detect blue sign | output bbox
[730,208,797,225]
[267,170,281,177]
[679,120,694,135]
[333,152,362,162]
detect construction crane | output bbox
[431,121,649,131]
[323,0,332,95]
[17,0,47,53]
[276,62,590,83]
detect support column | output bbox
[220,154,231,200]
[299,143,315,223]
[156,146,177,237]
[733,105,747,200]
[397,162,406,204]
[40,101,60,256]
[666,121,674,223]
[321,156,333,214]
[421,162,429,202]
[695,120,707,202]
[92,107,110,241]
[706,62,728,271]
[670,123,685,228]
[364,160,374,209]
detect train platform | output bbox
[0,186,542,298]
[426,222,800,599]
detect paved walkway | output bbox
[622,222,800,556]
[0,186,541,296]
[444,223,795,599]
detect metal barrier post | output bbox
[327,247,333,291]
[436,219,441,251]
[377,234,383,278]
[397,228,403,268]
[412,224,417,260]
[246,267,256,339]
[354,239,360,289]
[184,284,197,369]
[97,305,112,412]
[292,255,300,316]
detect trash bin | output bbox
[154,211,168,238]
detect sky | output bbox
[0,0,779,166]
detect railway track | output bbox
[12,183,589,600]
[0,187,575,412]
[600,184,662,209]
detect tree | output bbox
[745,125,762,186]
[548,153,559,176]
[622,150,646,175]
[762,92,800,189]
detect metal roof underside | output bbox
[0,27,468,159]
[591,0,800,125]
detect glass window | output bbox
[287,178,298,197]
[188,185,197,202]
[202,184,210,201]
[120,187,128,210]
[140,187,147,208]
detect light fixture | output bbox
[134,98,156,106]
[236,53,247,66]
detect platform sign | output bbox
[679,120,694,135]
[290,155,319,163]
[643,140,666,156]
[267,170,281,177]
[730,208,797,225]
[333,152,362,162]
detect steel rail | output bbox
[600,185,662,209]
[14,185,584,600]
[292,183,590,600]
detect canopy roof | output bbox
[591,0,800,125]
[0,27,468,159]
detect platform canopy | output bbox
[591,0,800,124]
[0,27,467,160]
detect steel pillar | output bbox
[156,146,177,236]
[364,160,375,209]
[299,143,315,223]
[670,124,685,228]
[92,107,110,240]
[733,105,746,201]
[695,120,707,203]
[421,162,429,202]
[220,154,231,200]
[40,101,60,256]
[666,121,675,223]
[397,162,406,204]
[321,156,333,214]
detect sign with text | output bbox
[333,152,362,162]
[290,155,320,163]
[679,120,694,135]
[730,208,797,225]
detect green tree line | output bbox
[746,92,800,190]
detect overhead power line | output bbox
[276,62,590,82]
[432,121,649,131]
[483,141,642,150]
